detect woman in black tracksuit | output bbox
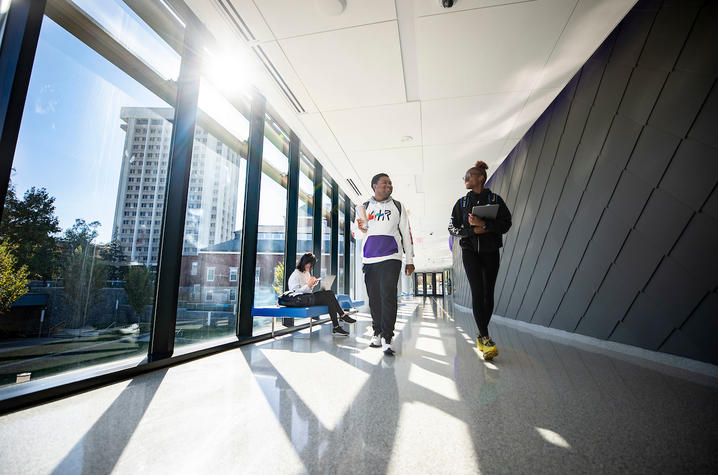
[448,161,511,360]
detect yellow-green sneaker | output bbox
[482,337,498,361]
[476,335,484,351]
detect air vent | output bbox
[347,179,361,196]
[216,0,306,114]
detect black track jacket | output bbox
[448,188,512,253]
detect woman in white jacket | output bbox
[282,252,356,336]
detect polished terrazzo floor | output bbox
[0,297,716,474]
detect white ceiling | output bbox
[186,0,637,271]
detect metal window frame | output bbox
[149,23,201,360]
[0,0,47,217]
[330,179,338,291]
[312,161,323,278]
[237,91,266,337]
[343,194,351,293]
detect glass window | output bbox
[338,195,345,294]
[350,237,356,299]
[296,152,314,262]
[321,179,332,278]
[436,273,443,295]
[191,261,198,275]
[417,274,424,295]
[69,0,181,81]
[174,77,249,349]
[253,114,289,335]
[229,267,238,282]
[0,14,174,389]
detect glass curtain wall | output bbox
[173,78,250,348]
[253,114,290,335]
[0,5,180,388]
[337,194,345,294]
[436,273,443,295]
[417,274,424,295]
[296,152,314,262]
[320,179,332,278]
[350,237,356,299]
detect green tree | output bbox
[272,261,285,295]
[0,241,29,314]
[62,219,101,257]
[62,246,107,330]
[101,230,126,281]
[125,266,153,321]
[0,184,61,280]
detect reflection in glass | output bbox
[417,274,424,295]
[436,273,443,295]
[69,0,181,80]
[296,152,314,262]
[174,78,248,349]
[0,16,173,388]
[253,115,290,335]
[321,179,332,278]
[338,195,345,294]
[350,238,356,299]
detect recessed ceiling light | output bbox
[400,136,413,143]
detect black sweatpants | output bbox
[282,290,344,326]
[461,249,500,338]
[363,259,402,341]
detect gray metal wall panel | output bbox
[452,0,718,364]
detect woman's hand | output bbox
[308,276,319,288]
[468,214,485,227]
[356,218,368,233]
[473,226,489,234]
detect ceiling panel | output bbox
[413,0,532,17]
[279,22,406,111]
[258,41,319,113]
[534,0,637,91]
[325,102,422,151]
[253,0,396,39]
[415,0,577,99]
[350,147,424,183]
[421,90,530,145]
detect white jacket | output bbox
[355,196,414,265]
[287,269,313,294]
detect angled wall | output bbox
[451,0,718,364]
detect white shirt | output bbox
[287,269,313,294]
[355,196,415,265]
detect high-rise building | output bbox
[112,107,244,265]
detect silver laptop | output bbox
[317,274,335,291]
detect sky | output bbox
[9,5,288,245]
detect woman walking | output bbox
[448,161,511,360]
[281,252,356,336]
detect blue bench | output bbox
[335,294,365,310]
[251,305,329,337]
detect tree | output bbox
[272,260,285,295]
[101,230,126,281]
[124,265,153,321]
[0,184,61,280]
[62,219,101,257]
[62,246,107,330]
[0,241,29,314]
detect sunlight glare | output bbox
[535,427,571,449]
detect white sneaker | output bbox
[370,335,381,347]
[381,337,395,356]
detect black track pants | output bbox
[282,289,344,326]
[363,259,402,341]
[461,249,500,337]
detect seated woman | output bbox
[282,252,356,336]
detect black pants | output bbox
[281,290,344,326]
[363,259,402,341]
[461,249,500,338]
